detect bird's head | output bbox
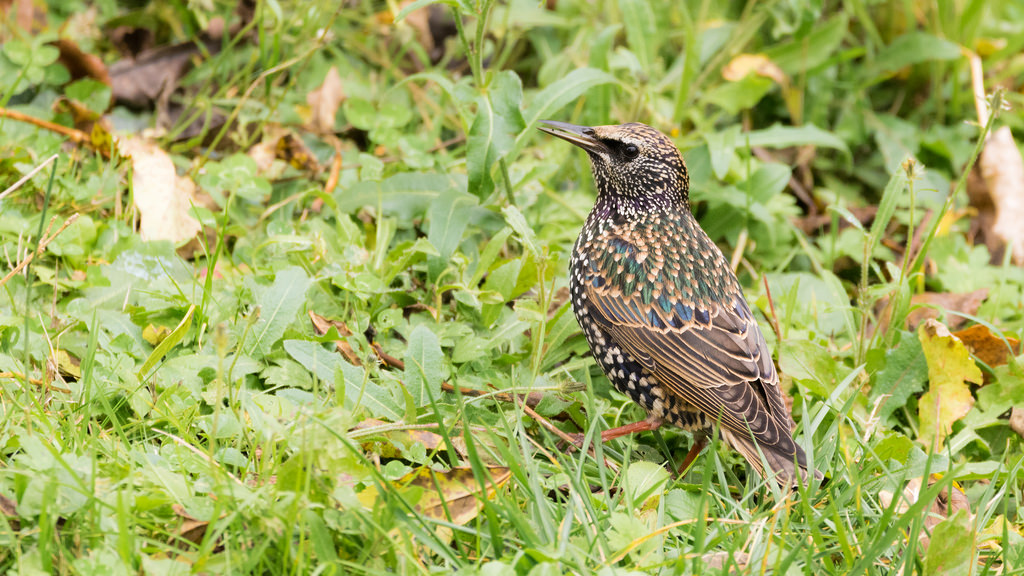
[539,121,689,216]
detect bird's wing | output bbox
[583,257,797,456]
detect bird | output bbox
[538,120,816,486]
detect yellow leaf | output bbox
[722,54,787,84]
[918,320,981,449]
[358,466,511,526]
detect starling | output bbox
[539,120,815,485]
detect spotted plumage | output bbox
[539,120,816,485]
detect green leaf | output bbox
[138,305,195,381]
[747,162,791,204]
[501,204,539,257]
[779,340,836,398]
[514,67,616,155]
[763,15,849,75]
[923,510,974,575]
[338,173,465,219]
[284,340,402,420]
[65,79,112,114]
[466,71,524,198]
[701,75,774,115]
[704,125,740,180]
[618,0,657,73]
[870,332,928,423]
[917,321,981,449]
[404,325,443,407]
[872,32,962,77]
[427,189,479,260]
[246,267,311,358]
[744,123,849,153]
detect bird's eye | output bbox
[623,144,640,160]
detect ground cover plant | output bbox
[1,0,1023,573]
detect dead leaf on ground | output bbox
[249,125,320,176]
[722,54,787,84]
[952,324,1021,369]
[906,289,988,330]
[118,137,201,243]
[918,320,982,450]
[878,474,972,551]
[171,503,220,550]
[353,418,446,458]
[1010,408,1024,439]
[305,66,345,134]
[702,551,750,573]
[978,126,1024,265]
[358,466,511,526]
[0,492,20,531]
[309,311,362,366]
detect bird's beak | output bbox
[538,120,607,154]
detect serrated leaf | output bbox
[404,325,443,407]
[246,268,311,358]
[284,340,402,420]
[918,320,981,449]
[870,332,928,423]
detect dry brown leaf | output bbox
[979,126,1024,265]
[171,504,214,549]
[952,324,1021,369]
[55,38,111,85]
[878,475,972,551]
[906,289,988,330]
[702,551,750,572]
[359,467,511,526]
[306,66,345,134]
[118,137,201,243]
[309,311,362,366]
[1010,408,1024,439]
[722,54,787,84]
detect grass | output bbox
[1,0,1023,573]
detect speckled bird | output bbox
[539,120,816,485]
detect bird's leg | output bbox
[597,414,663,442]
[676,433,708,476]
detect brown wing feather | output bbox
[585,270,803,469]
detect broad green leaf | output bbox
[779,340,835,399]
[404,325,443,407]
[284,340,402,420]
[923,510,974,575]
[514,67,617,156]
[427,189,479,260]
[704,125,740,180]
[338,173,465,219]
[870,332,928,423]
[701,75,774,115]
[246,267,311,358]
[763,15,849,75]
[917,321,981,449]
[467,71,524,198]
[744,123,849,153]
[624,461,669,506]
[747,163,791,204]
[501,204,539,257]
[872,32,962,77]
[618,0,657,73]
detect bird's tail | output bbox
[721,429,823,487]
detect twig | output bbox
[517,396,581,448]
[0,371,71,394]
[762,275,783,344]
[0,214,80,288]
[0,108,110,158]
[0,154,58,201]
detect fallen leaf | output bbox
[918,320,981,449]
[878,474,972,552]
[118,137,201,243]
[1010,408,1024,439]
[924,510,974,575]
[952,324,1021,369]
[979,126,1024,265]
[702,551,750,572]
[0,492,20,532]
[359,467,511,526]
[306,66,345,133]
[309,311,362,366]
[906,289,988,330]
[172,503,216,549]
[722,53,787,84]
[55,38,111,85]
